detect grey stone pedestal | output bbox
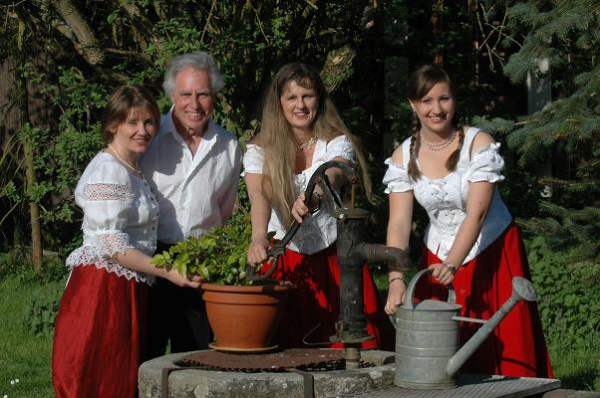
[138,350,396,398]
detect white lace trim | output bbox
[83,183,134,202]
[90,232,130,257]
[383,158,414,193]
[65,232,155,285]
[467,142,506,183]
[66,245,155,285]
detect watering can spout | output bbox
[445,276,537,377]
[392,270,538,389]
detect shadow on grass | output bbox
[559,366,600,392]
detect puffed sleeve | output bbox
[467,142,506,183]
[241,144,265,175]
[77,160,135,258]
[383,158,414,193]
[324,135,355,162]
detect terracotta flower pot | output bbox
[201,283,291,352]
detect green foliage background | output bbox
[0,0,381,253]
[0,0,598,392]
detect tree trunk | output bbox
[15,57,43,273]
[431,0,444,65]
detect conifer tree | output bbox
[474,0,599,266]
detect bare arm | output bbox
[384,147,414,314]
[245,172,273,265]
[112,249,201,287]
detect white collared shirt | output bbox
[141,109,242,244]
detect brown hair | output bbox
[100,86,161,144]
[405,65,464,180]
[256,63,372,227]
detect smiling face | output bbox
[280,80,319,134]
[110,108,157,159]
[171,66,214,136]
[410,81,455,136]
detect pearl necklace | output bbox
[420,129,456,151]
[297,136,316,151]
[108,144,141,174]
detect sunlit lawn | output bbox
[1,273,598,398]
[0,277,58,398]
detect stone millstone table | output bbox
[138,350,563,398]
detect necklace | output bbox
[108,144,141,174]
[420,129,456,151]
[297,136,316,151]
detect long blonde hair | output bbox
[406,65,464,181]
[256,63,372,227]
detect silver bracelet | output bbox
[443,261,458,273]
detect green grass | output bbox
[548,339,600,391]
[0,276,60,398]
[0,271,598,397]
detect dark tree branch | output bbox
[51,0,105,65]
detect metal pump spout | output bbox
[445,276,538,377]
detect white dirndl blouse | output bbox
[243,135,355,255]
[383,127,512,264]
[66,152,159,285]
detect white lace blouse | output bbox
[243,135,355,255]
[383,127,512,264]
[66,152,159,284]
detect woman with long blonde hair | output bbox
[243,63,392,349]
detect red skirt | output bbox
[415,223,554,378]
[265,244,395,351]
[52,265,148,398]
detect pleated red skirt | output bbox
[52,265,148,398]
[265,243,395,351]
[415,222,554,378]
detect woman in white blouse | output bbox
[383,65,553,378]
[244,63,393,350]
[52,86,201,398]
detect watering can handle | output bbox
[403,268,456,310]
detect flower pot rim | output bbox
[200,282,292,293]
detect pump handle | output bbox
[246,160,358,282]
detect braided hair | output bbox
[406,65,464,181]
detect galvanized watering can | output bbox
[390,268,538,389]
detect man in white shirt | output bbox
[141,51,242,359]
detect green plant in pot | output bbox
[152,215,291,352]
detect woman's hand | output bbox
[291,192,311,223]
[429,262,456,285]
[385,277,407,315]
[247,236,270,266]
[165,268,203,288]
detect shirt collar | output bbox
[162,106,217,146]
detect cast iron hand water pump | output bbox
[249,160,412,368]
